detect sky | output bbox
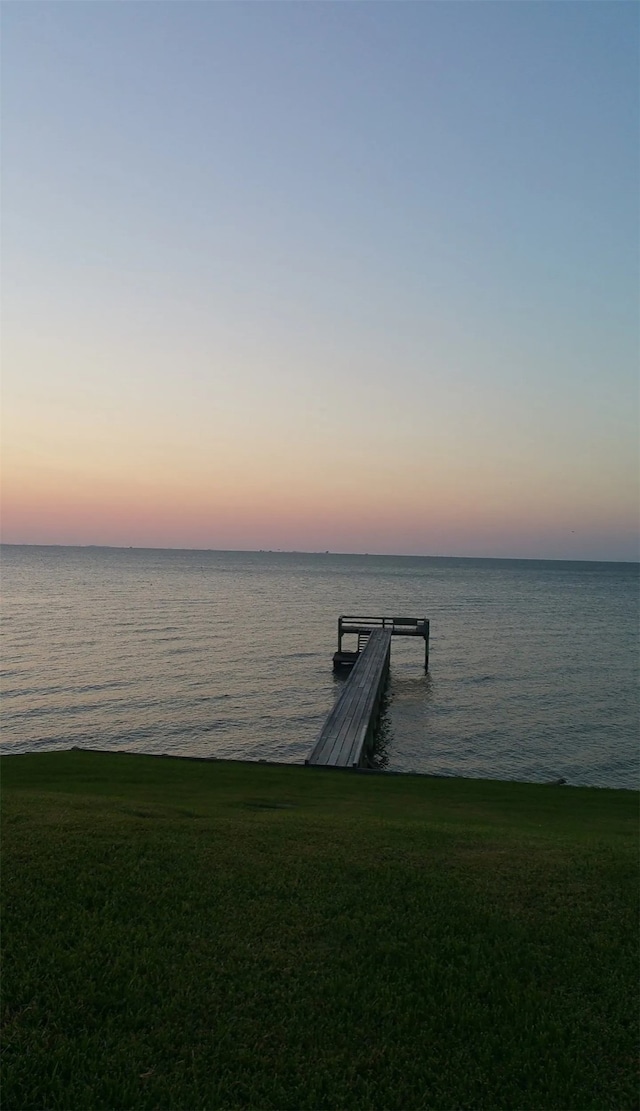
[2,1,638,561]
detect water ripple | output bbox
[1,547,637,787]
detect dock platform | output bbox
[307,628,392,768]
[333,615,429,671]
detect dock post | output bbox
[424,619,430,671]
[338,616,343,654]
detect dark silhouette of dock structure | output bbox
[307,616,429,769]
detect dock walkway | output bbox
[307,628,392,768]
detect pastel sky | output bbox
[2,2,638,560]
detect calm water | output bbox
[1,546,638,788]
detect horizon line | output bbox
[1,542,638,566]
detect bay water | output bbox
[1,545,637,788]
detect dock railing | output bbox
[337,615,430,670]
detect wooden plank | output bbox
[307,629,392,768]
[324,649,380,765]
[343,639,389,766]
[310,641,381,766]
[312,647,382,763]
[313,664,374,765]
[331,633,388,760]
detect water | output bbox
[1,546,638,788]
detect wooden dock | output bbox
[333,615,430,671]
[307,629,392,768]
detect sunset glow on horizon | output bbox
[2,2,638,561]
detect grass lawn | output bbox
[1,750,638,1110]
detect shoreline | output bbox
[2,744,637,792]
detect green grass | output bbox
[2,751,638,1111]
